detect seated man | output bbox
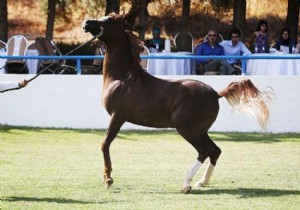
[145,26,165,52]
[195,30,234,75]
[220,28,252,75]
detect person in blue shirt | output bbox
[196,30,234,75]
[220,28,252,75]
[275,27,297,54]
[145,26,165,52]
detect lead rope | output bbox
[1,36,97,94]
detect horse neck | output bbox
[103,39,133,80]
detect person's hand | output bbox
[18,79,28,88]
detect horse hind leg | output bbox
[180,133,210,193]
[194,136,221,188]
[182,159,203,193]
[101,114,124,189]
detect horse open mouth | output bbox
[82,20,92,33]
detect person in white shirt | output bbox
[0,79,28,91]
[220,28,252,75]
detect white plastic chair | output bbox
[0,40,7,73]
[140,45,150,71]
[26,42,39,74]
[5,35,29,73]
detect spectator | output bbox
[220,28,252,75]
[195,30,236,75]
[0,79,28,91]
[145,26,165,52]
[250,19,269,53]
[275,27,297,54]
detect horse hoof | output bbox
[194,181,203,188]
[194,181,208,188]
[104,178,114,189]
[182,186,192,194]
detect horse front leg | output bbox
[101,114,124,189]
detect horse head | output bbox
[82,13,127,43]
[83,13,145,70]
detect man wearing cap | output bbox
[145,26,165,52]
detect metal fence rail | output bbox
[1,54,300,74]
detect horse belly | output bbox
[171,94,219,132]
[125,106,174,128]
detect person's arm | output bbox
[241,43,252,55]
[18,79,28,88]
[0,80,27,91]
[275,40,281,51]
[220,46,225,55]
[196,44,205,64]
[0,81,19,91]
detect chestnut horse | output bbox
[82,13,272,193]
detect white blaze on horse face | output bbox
[97,16,110,22]
[183,160,202,188]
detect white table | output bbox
[246,53,300,75]
[148,52,195,75]
[26,49,39,74]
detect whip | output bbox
[1,36,97,94]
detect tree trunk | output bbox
[126,0,149,34]
[105,0,120,15]
[46,0,56,40]
[286,0,300,40]
[0,0,8,42]
[139,0,147,40]
[180,0,190,32]
[233,0,246,42]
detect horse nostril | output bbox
[82,20,89,30]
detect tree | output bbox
[105,0,120,15]
[286,0,300,40]
[138,0,147,40]
[126,0,150,40]
[46,0,56,40]
[180,0,190,32]
[0,0,8,42]
[232,0,246,41]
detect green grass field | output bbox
[1,127,299,210]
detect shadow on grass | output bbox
[1,125,299,143]
[191,187,300,198]
[2,196,117,204]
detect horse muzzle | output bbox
[82,20,104,39]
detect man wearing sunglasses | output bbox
[220,28,252,75]
[195,30,233,75]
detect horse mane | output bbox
[107,12,146,83]
[107,13,144,63]
[125,30,145,62]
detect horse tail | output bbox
[218,79,273,130]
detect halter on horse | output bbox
[82,13,273,193]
